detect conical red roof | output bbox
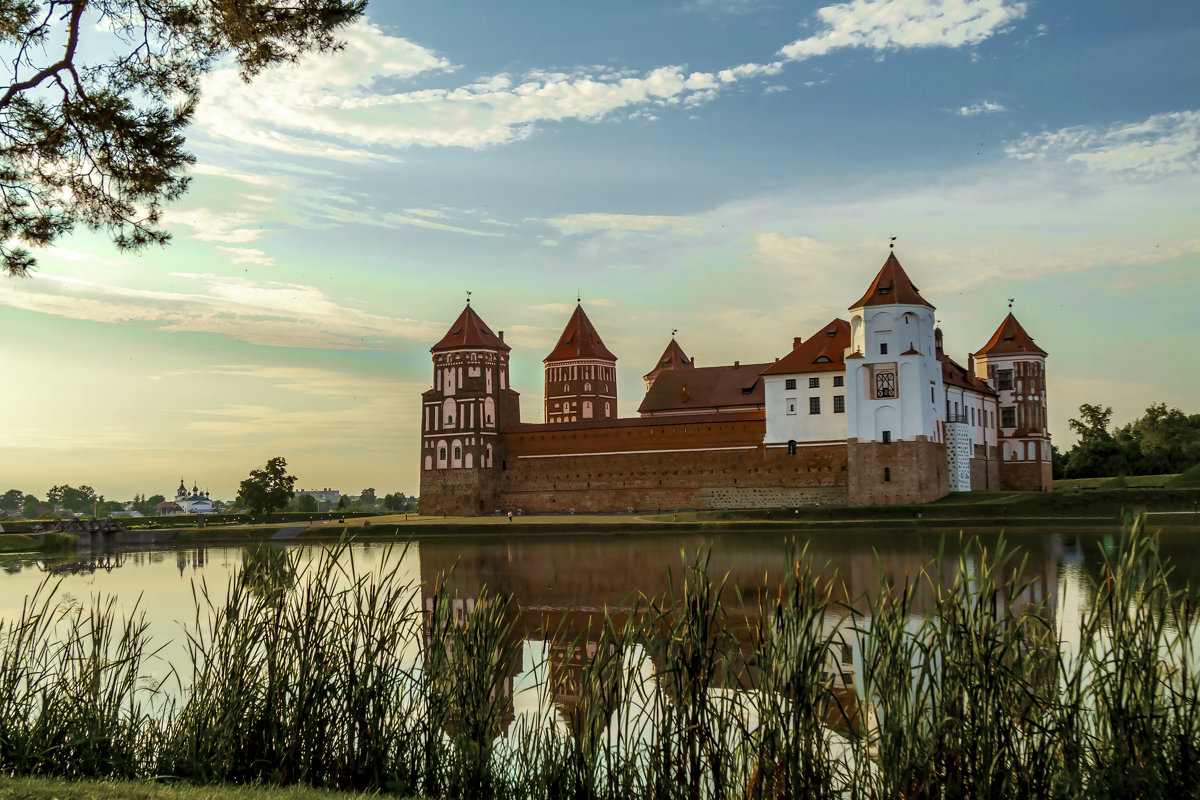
[643,338,693,381]
[849,252,934,310]
[431,305,509,352]
[974,313,1046,357]
[544,305,617,362]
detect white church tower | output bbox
[845,252,949,505]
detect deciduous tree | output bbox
[238,456,297,518]
[1,0,366,277]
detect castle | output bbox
[419,253,1051,514]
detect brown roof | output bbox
[974,313,1047,357]
[431,305,509,352]
[638,362,769,415]
[939,351,996,395]
[849,252,934,310]
[761,319,850,375]
[643,338,693,380]
[544,305,617,362]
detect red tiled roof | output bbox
[974,313,1047,357]
[849,252,934,310]
[638,362,769,415]
[761,319,850,375]
[431,305,509,352]
[544,305,617,362]
[643,339,693,380]
[939,351,996,395]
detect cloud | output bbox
[384,213,505,237]
[0,272,446,349]
[161,208,269,243]
[189,163,287,189]
[546,213,701,235]
[1005,109,1200,176]
[214,246,277,266]
[780,0,1026,60]
[402,208,448,219]
[957,100,1007,116]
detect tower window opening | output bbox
[884,467,891,482]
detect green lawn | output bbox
[1053,474,1179,490]
[0,777,397,800]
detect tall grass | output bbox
[2,521,1200,798]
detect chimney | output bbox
[793,336,803,349]
[733,360,740,368]
[968,353,976,377]
[498,330,504,341]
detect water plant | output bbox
[0,520,1198,799]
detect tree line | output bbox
[1055,403,1200,479]
[2,456,418,519]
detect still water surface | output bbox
[0,524,1194,717]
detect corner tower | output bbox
[643,338,693,392]
[845,252,949,505]
[544,304,617,424]
[974,313,1051,492]
[420,303,520,515]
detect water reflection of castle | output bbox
[416,534,1063,733]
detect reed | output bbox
[1,519,1199,799]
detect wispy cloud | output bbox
[957,100,1007,116]
[547,213,701,235]
[780,0,1026,60]
[161,208,269,243]
[0,272,445,349]
[1006,109,1200,176]
[384,212,505,237]
[214,247,276,266]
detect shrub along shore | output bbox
[1,514,1199,798]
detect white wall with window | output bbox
[764,370,848,446]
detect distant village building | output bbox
[295,488,341,505]
[419,253,1052,514]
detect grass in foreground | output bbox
[0,776,393,800]
[3,520,1200,799]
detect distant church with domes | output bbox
[419,252,1052,515]
[156,480,215,515]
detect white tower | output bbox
[845,252,949,505]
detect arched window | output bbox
[424,455,433,470]
[442,398,456,427]
[451,439,463,468]
[788,440,797,455]
[436,439,448,469]
[484,397,495,426]
[583,401,593,419]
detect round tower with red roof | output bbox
[419,303,521,515]
[543,304,617,424]
[845,252,950,505]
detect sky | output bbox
[2,0,1199,502]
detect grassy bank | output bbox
[2,518,1199,798]
[0,777,392,800]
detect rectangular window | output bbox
[834,395,845,413]
[809,397,821,414]
[1001,407,1016,428]
[785,378,796,390]
[808,377,820,388]
[786,398,797,415]
[880,342,888,355]
[875,371,896,398]
[882,430,892,444]
[997,369,1013,391]
[833,375,844,387]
